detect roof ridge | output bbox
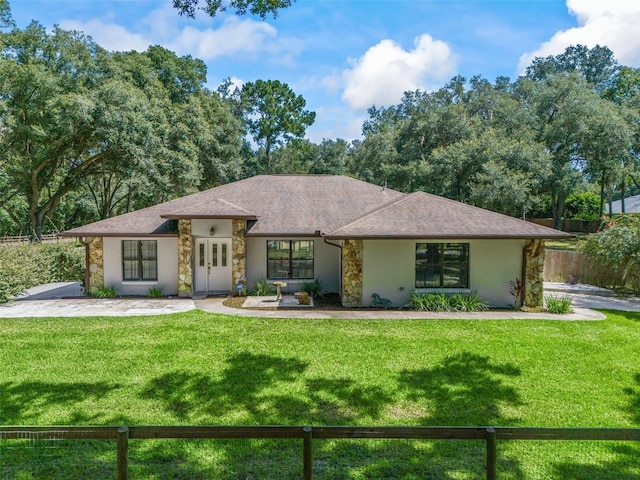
[162,197,257,217]
[328,191,415,234]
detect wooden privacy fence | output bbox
[544,249,640,290]
[1,425,639,480]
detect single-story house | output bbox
[62,175,570,308]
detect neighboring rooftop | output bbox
[63,175,570,239]
[609,194,640,214]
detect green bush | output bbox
[148,286,163,298]
[95,286,118,298]
[250,277,274,296]
[0,242,84,303]
[302,278,324,298]
[409,291,489,312]
[545,294,573,314]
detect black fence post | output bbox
[117,426,129,480]
[303,426,313,480]
[486,427,497,480]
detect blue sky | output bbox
[8,0,640,141]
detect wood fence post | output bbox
[486,427,496,480]
[117,426,129,480]
[303,426,313,480]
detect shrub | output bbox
[251,277,274,296]
[302,278,324,298]
[148,286,163,298]
[545,294,573,314]
[0,242,84,303]
[95,286,118,298]
[409,291,489,312]
[580,214,640,289]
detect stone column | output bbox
[87,237,104,295]
[232,219,247,291]
[342,239,363,307]
[523,239,545,308]
[178,219,193,297]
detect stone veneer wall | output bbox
[178,219,193,297]
[232,219,247,290]
[87,237,104,295]
[342,239,363,307]
[523,239,545,308]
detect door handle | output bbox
[208,264,211,274]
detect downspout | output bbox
[323,237,343,298]
[78,237,91,296]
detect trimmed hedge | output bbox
[0,242,84,303]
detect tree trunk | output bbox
[621,177,626,213]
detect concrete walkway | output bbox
[1,281,639,319]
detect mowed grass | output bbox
[1,310,640,478]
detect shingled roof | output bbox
[62,175,569,239]
[325,191,568,239]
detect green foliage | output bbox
[545,294,573,314]
[148,286,163,298]
[173,0,294,19]
[95,286,118,298]
[581,214,640,286]
[240,79,315,173]
[409,291,489,312]
[0,242,84,303]
[564,191,601,220]
[250,277,274,296]
[301,278,324,298]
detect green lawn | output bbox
[2,310,640,478]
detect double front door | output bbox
[195,238,232,293]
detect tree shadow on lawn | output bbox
[135,350,529,479]
[0,380,117,424]
[139,351,393,425]
[387,351,527,479]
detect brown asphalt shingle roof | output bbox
[62,175,570,239]
[325,191,569,239]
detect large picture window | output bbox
[122,240,158,281]
[416,243,469,288]
[267,240,314,279]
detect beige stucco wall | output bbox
[103,237,179,296]
[191,219,232,237]
[245,237,341,293]
[362,239,526,307]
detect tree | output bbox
[0,0,13,31]
[525,44,619,93]
[173,0,294,19]
[240,79,315,173]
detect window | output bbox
[122,240,158,281]
[267,240,314,279]
[415,243,468,288]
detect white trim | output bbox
[121,281,158,286]
[414,288,471,295]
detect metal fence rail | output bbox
[1,425,639,479]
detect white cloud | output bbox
[171,17,279,60]
[59,19,150,52]
[59,6,300,61]
[518,0,640,73]
[339,34,457,111]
